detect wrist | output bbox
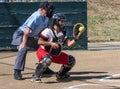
[73,38,78,42]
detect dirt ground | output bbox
[1,44,120,89]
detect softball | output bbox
[79,26,84,32]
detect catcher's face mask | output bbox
[58,19,65,31]
[52,13,66,31]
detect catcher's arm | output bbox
[73,23,86,41]
[38,37,58,49]
[66,39,76,47]
[38,38,61,56]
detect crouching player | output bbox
[31,13,78,82]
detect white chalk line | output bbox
[64,74,120,89]
[64,83,120,89]
[99,73,120,82]
[64,73,120,89]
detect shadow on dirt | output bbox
[44,71,109,84]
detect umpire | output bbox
[11,2,55,80]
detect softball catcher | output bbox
[31,13,85,82]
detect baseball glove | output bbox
[73,23,85,41]
[49,43,62,56]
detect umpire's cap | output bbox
[39,2,54,10]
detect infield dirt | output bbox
[1,49,120,89]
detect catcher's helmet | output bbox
[52,13,66,31]
[52,13,66,21]
[39,2,55,18]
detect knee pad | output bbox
[43,55,52,66]
[34,55,52,77]
[67,55,76,68]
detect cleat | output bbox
[31,75,41,83]
[43,67,55,75]
[56,72,70,79]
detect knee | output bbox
[43,55,52,66]
[68,55,76,67]
[18,47,27,54]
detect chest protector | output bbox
[45,28,67,56]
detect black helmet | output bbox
[39,2,55,18]
[52,13,66,21]
[52,13,66,31]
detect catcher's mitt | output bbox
[73,23,85,41]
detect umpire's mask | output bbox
[39,2,55,18]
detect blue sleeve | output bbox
[26,16,38,30]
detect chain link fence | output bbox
[0,2,87,50]
[0,0,86,2]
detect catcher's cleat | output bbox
[43,67,55,75]
[31,75,41,83]
[56,72,70,79]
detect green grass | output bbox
[87,0,120,42]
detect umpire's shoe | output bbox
[14,69,22,80]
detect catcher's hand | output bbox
[73,23,85,41]
[49,43,62,56]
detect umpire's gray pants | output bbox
[12,28,39,71]
[14,37,38,71]
[14,47,27,71]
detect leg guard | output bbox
[34,55,52,78]
[57,55,76,79]
[67,55,76,68]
